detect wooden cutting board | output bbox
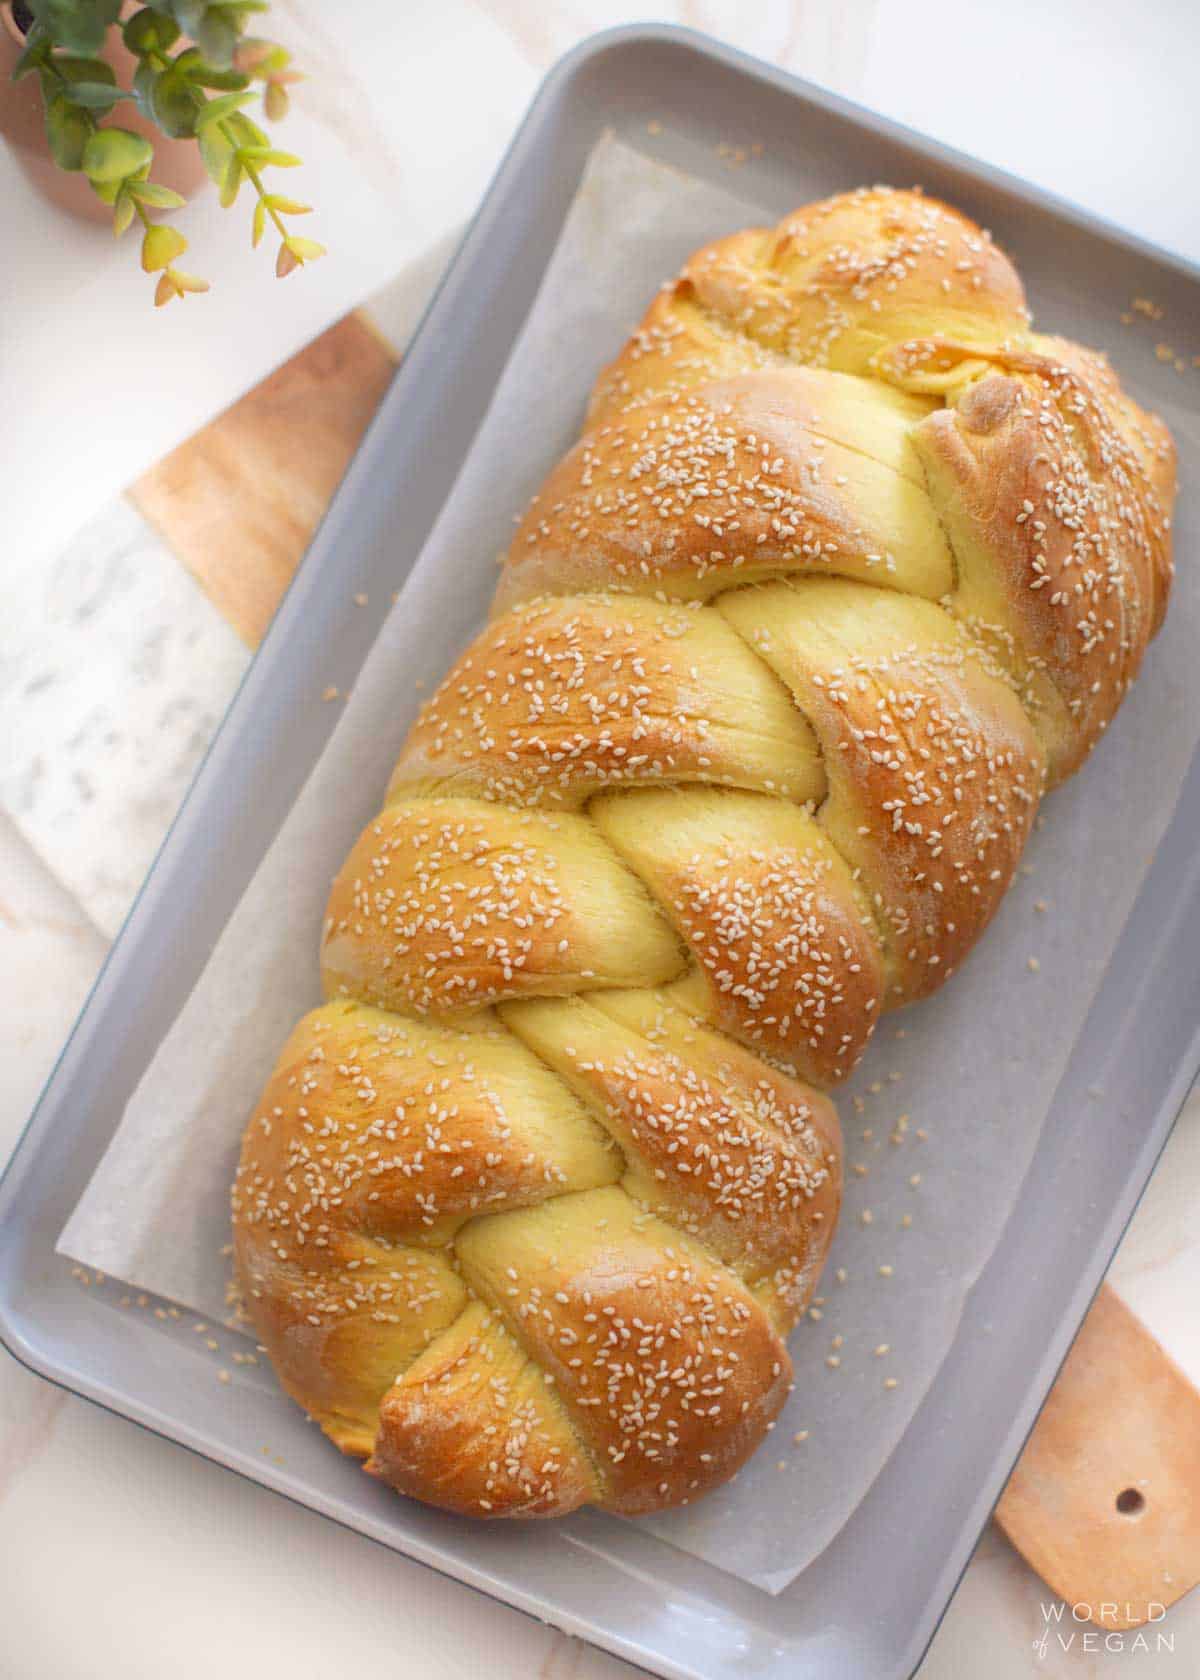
[996,1285,1200,1628]
[128,314,1200,1631]
[132,311,398,649]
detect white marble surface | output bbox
[0,500,250,937]
[3,1,1200,1675]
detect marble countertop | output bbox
[3,3,1199,1676]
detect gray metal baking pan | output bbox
[2,24,1198,1680]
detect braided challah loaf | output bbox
[233,187,1176,1519]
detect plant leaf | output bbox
[242,146,300,167]
[218,156,242,207]
[127,179,186,208]
[174,49,248,91]
[150,67,199,139]
[236,38,288,77]
[62,81,132,111]
[30,0,116,55]
[192,10,237,68]
[81,126,154,184]
[131,59,158,122]
[50,55,116,85]
[251,194,265,247]
[154,270,177,306]
[263,195,310,214]
[196,119,233,184]
[168,0,208,34]
[224,109,267,148]
[284,235,324,262]
[232,37,272,72]
[44,95,91,171]
[112,189,136,236]
[12,27,51,82]
[38,0,123,54]
[194,90,254,129]
[262,80,287,122]
[142,222,188,271]
[122,6,179,52]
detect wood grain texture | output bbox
[996,1284,1200,1627]
[129,311,397,649]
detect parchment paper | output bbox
[59,137,1200,1594]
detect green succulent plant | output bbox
[10,0,323,303]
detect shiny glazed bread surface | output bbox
[233,187,1176,1519]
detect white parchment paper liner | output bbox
[60,137,1200,1594]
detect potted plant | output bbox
[0,0,322,303]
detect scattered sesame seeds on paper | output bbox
[57,136,1200,1595]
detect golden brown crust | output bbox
[233,1001,619,1246]
[232,1217,467,1458]
[502,991,841,1317]
[895,340,1175,780]
[591,788,884,1085]
[1031,333,1178,549]
[587,274,783,427]
[322,798,683,1015]
[720,579,1045,1001]
[455,1186,794,1514]
[231,1001,619,1452]
[367,1303,599,1517]
[388,594,826,809]
[500,369,951,613]
[234,185,1175,1523]
[588,188,1030,423]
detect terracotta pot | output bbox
[0,1,209,223]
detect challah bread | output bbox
[233,186,1176,1520]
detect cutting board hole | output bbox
[1116,1487,1146,1517]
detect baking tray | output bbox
[2,24,1198,1680]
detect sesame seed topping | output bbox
[230,181,1175,1524]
